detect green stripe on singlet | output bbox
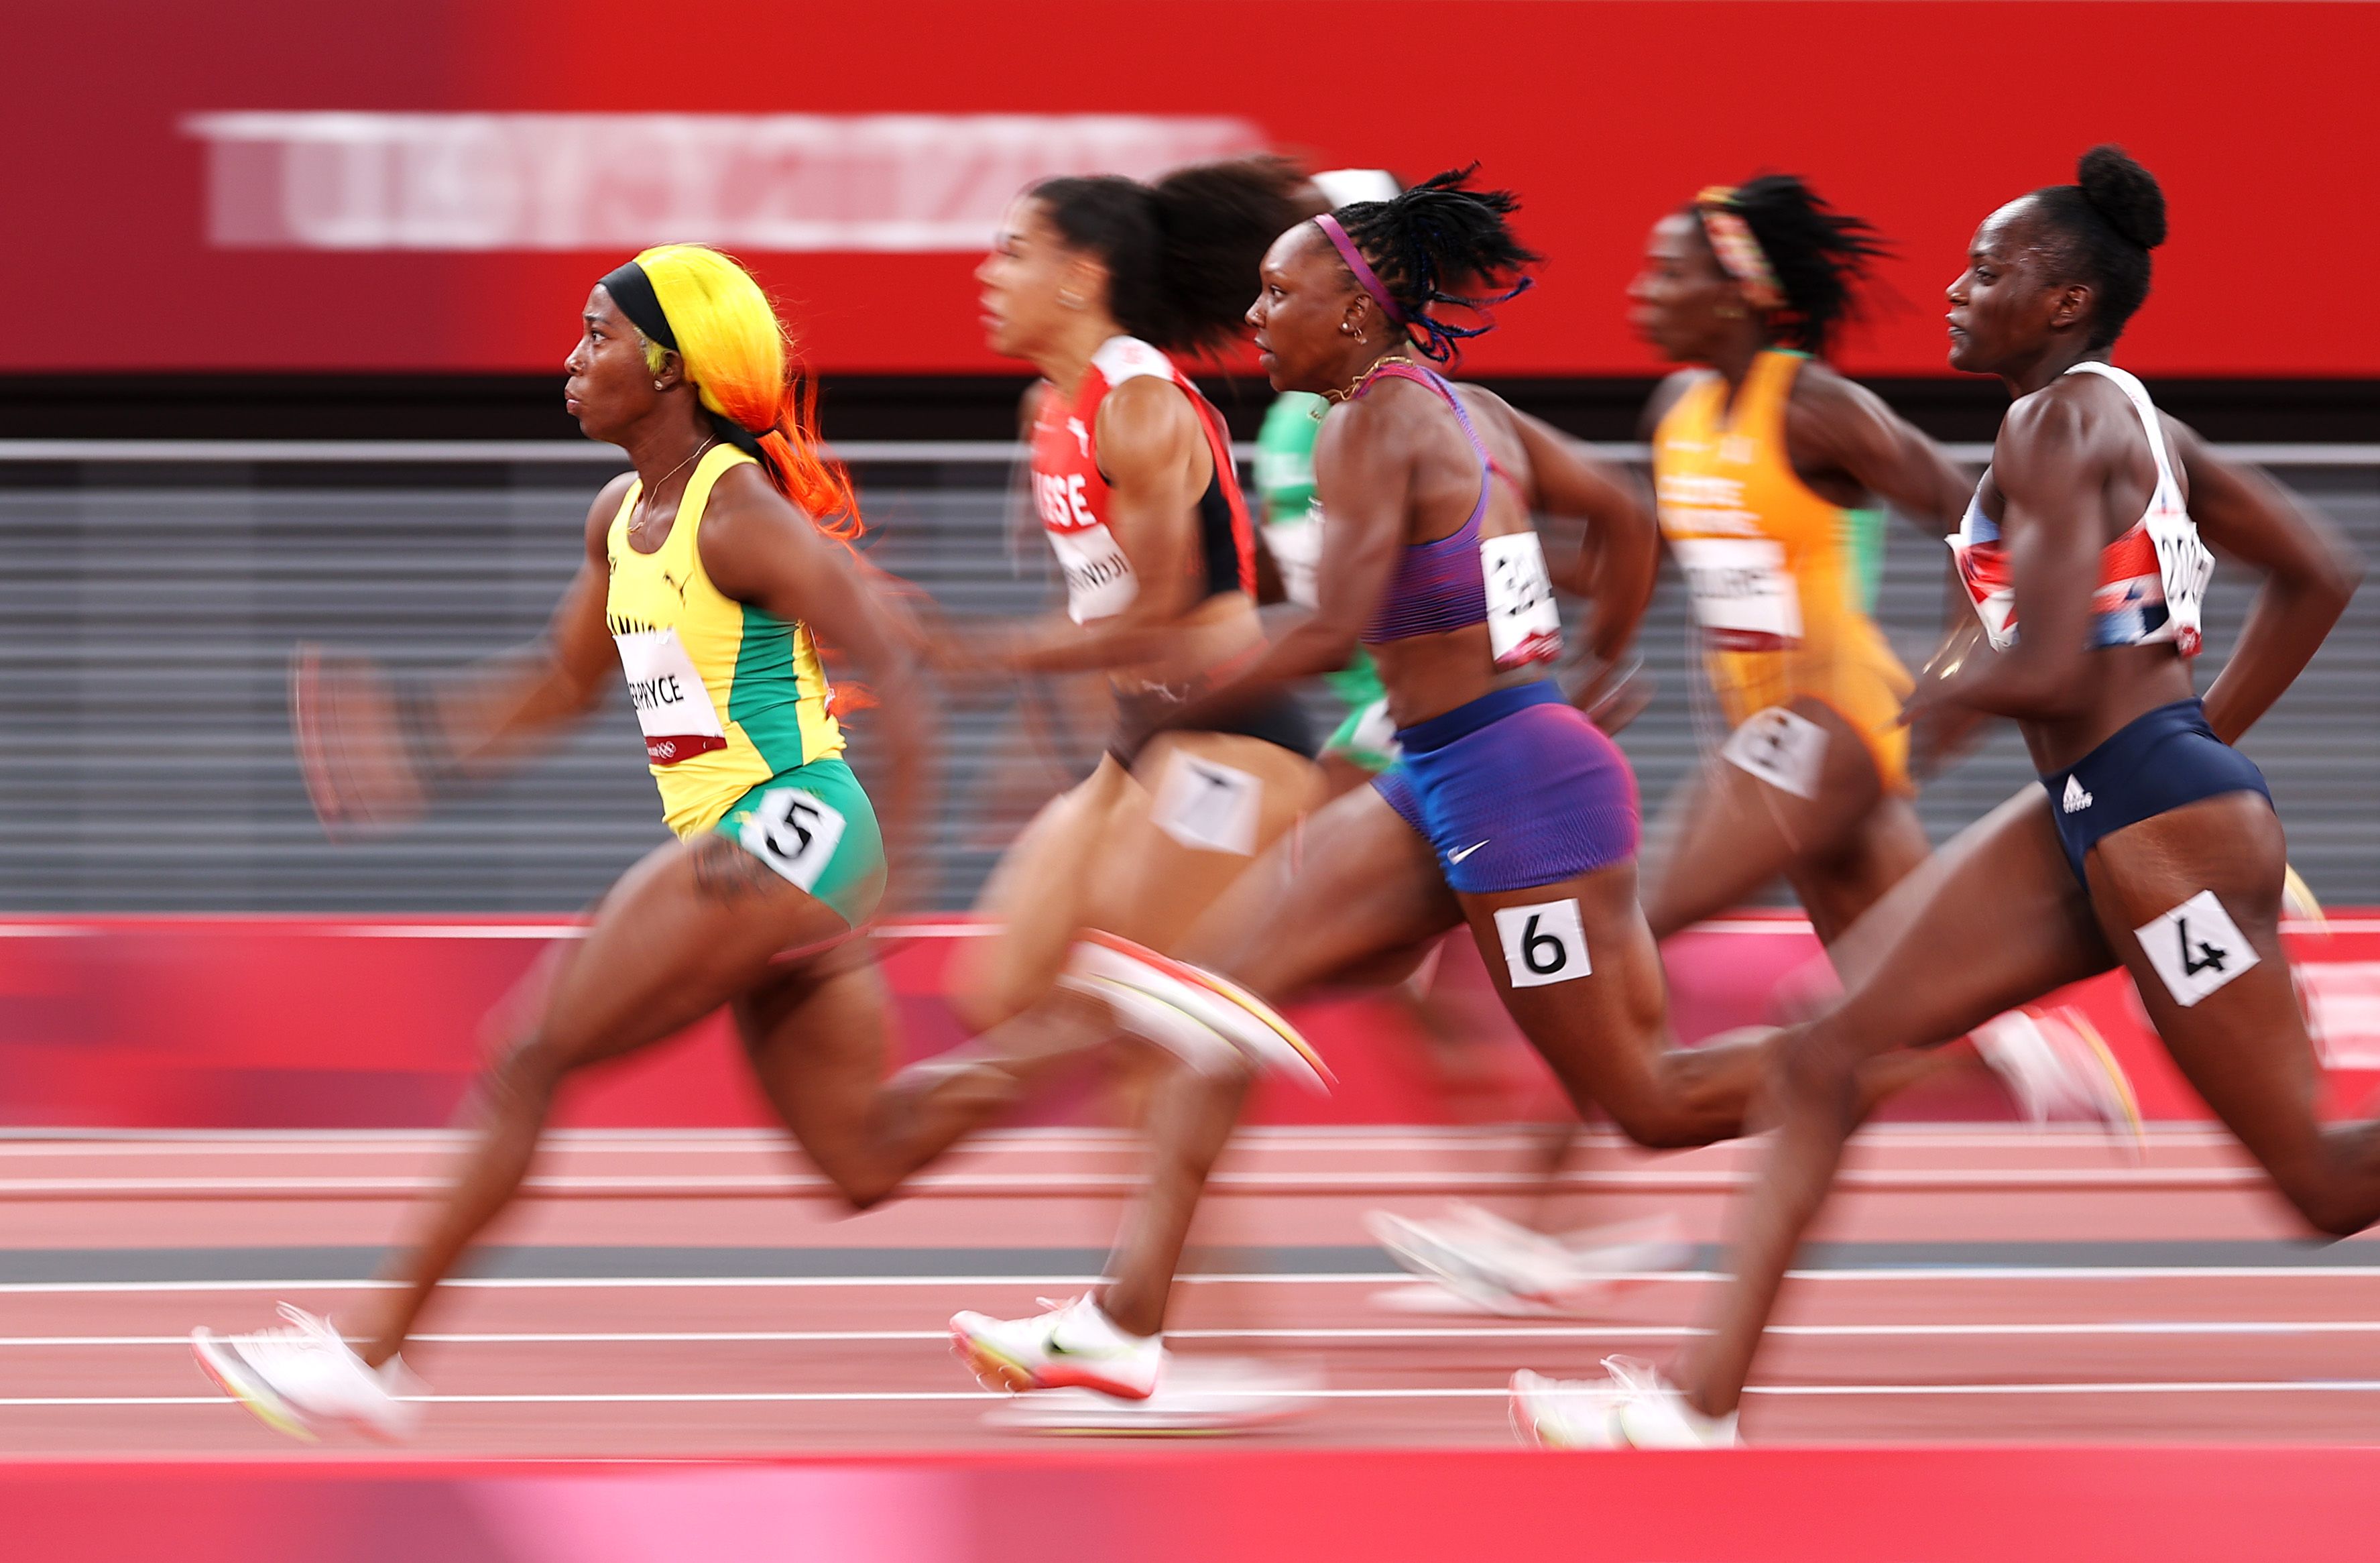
[727,603,812,772]
[1840,504,1887,616]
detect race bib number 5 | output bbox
[739,787,847,892]
[1493,899,1592,988]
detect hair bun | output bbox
[2076,144,2167,250]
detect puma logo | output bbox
[1067,417,1092,459]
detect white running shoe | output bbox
[1509,1367,1624,1448]
[1061,932,1332,1092]
[1973,1004,2143,1143]
[1604,1356,1740,1448]
[950,1295,1166,1401]
[1514,1356,1738,1450]
[191,1304,424,1442]
[1369,1206,1691,1317]
[984,1356,1322,1434]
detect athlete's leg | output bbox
[737,941,1121,1208]
[2087,795,2380,1236]
[1638,699,1887,943]
[357,835,852,1365]
[946,758,1131,1033]
[1095,785,1462,1336]
[1102,732,1323,952]
[1683,788,2116,1417]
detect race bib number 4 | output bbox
[1494,899,1592,988]
[1152,754,1262,856]
[1671,536,1803,651]
[2135,889,2259,1008]
[613,628,727,766]
[1720,705,1830,800]
[739,787,847,892]
[1482,532,1563,669]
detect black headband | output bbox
[599,261,677,351]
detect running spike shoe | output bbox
[1973,1004,2143,1144]
[1509,1367,1624,1448]
[950,1295,1165,1401]
[1061,931,1331,1092]
[1368,1207,1691,1317]
[191,1304,423,1442]
[984,1355,1322,1434]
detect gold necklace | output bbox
[631,439,715,538]
[1321,353,1418,406]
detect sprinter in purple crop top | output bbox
[946,170,2036,1425]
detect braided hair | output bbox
[1032,156,1310,357]
[2028,145,2168,350]
[1696,176,1886,357]
[1333,166,1541,362]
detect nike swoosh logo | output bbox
[1449,841,1490,864]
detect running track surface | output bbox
[3,1123,2376,1456]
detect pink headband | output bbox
[1315,214,1405,324]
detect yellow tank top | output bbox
[1653,350,1911,787]
[604,444,844,837]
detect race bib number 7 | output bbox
[1494,899,1592,988]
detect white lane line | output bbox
[13,1381,2380,1410]
[13,1320,2380,1348]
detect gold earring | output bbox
[1716,303,1745,321]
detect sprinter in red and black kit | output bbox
[943,160,1326,1061]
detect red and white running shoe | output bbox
[1059,931,1331,1092]
[951,1295,1165,1401]
[191,1304,424,1442]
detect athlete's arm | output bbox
[1505,406,1659,664]
[1132,392,1420,736]
[412,477,630,771]
[2169,420,2363,744]
[991,376,1213,675]
[1790,370,1975,536]
[1913,395,2105,723]
[699,467,940,888]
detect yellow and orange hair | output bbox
[630,244,860,542]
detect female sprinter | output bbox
[1514,146,2369,1448]
[947,160,1327,1041]
[948,169,2007,1409]
[1375,178,2139,1311]
[188,246,1193,1440]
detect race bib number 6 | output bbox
[739,787,847,892]
[1493,899,1592,988]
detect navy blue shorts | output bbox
[2039,698,2272,886]
[1373,682,1641,894]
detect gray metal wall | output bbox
[0,443,2371,913]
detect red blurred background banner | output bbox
[18,1,2379,378]
[5,915,2375,1130]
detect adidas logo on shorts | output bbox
[2062,774,2094,814]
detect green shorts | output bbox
[710,756,887,928]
